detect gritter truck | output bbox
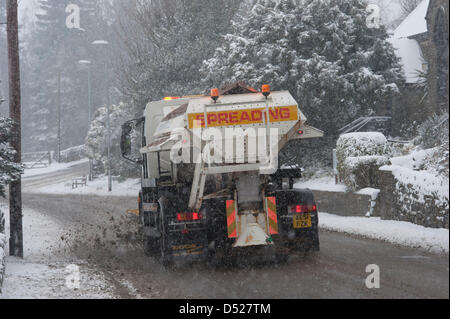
[121,83,324,265]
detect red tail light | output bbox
[289,204,317,214]
[177,212,203,221]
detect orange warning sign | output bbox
[188,105,298,129]
[266,197,278,235]
[226,200,237,238]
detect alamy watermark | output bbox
[65,264,81,290]
[65,4,81,30]
[169,124,279,175]
[365,264,380,289]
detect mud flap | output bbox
[166,231,208,264]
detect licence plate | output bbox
[293,213,312,229]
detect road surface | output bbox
[12,163,450,298]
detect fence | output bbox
[22,151,53,169]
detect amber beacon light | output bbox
[262,84,271,98]
[211,88,220,103]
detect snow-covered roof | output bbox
[394,0,429,39]
[391,0,430,83]
[392,37,426,83]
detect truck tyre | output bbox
[143,236,160,257]
[138,192,159,257]
[311,228,320,252]
[158,197,173,266]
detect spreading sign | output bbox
[188,105,298,128]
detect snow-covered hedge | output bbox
[343,156,390,191]
[0,207,6,293]
[336,133,390,191]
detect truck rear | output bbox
[121,83,324,265]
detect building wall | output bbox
[423,0,449,114]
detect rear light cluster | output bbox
[289,204,317,214]
[177,212,203,221]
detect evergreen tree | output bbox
[22,0,112,152]
[0,96,23,197]
[85,102,138,177]
[202,0,404,160]
[118,0,242,111]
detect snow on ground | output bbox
[390,148,436,171]
[319,213,449,254]
[294,176,347,193]
[34,175,141,197]
[0,206,116,299]
[23,159,89,178]
[381,147,449,207]
[355,187,380,197]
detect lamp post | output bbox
[92,40,112,192]
[78,59,93,181]
[78,60,92,124]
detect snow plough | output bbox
[121,83,324,265]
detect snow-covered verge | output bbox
[294,176,347,193]
[31,175,141,197]
[0,206,6,293]
[0,206,117,299]
[319,213,449,254]
[23,158,89,178]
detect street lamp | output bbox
[92,40,112,192]
[78,60,92,124]
[78,59,93,181]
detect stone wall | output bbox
[375,169,449,229]
[312,190,372,217]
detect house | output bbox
[390,0,448,134]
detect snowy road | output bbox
[15,193,450,298]
[2,162,448,299]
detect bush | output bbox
[336,132,389,176]
[414,113,449,178]
[343,155,390,191]
[414,113,448,149]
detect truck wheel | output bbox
[311,229,320,252]
[138,192,159,257]
[158,197,173,266]
[143,236,160,257]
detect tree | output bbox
[0,92,22,198]
[117,0,242,111]
[400,0,422,17]
[202,0,404,163]
[85,102,138,177]
[21,0,114,152]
